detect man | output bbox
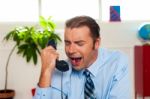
[33,16,131,99]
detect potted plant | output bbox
[0,16,61,99]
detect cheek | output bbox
[83,45,95,58]
[81,47,93,59]
[64,47,67,51]
[65,47,68,54]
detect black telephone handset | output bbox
[47,40,69,72]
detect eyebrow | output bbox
[64,40,86,43]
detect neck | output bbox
[86,49,98,68]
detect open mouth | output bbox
[70,57,82,66]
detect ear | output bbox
[94,37,101,50]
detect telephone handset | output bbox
[47,40,69,72]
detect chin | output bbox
[72,65,84,71]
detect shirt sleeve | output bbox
[33,85,68,99]
[33,86,52,99]
[109,53,132,99]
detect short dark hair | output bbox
[65,16,100,41]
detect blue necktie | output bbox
[84,69,96,99]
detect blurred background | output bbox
[0,0,150,99]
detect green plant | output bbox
[3,16,61,91]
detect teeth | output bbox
[71,57,81,60]
[71,57,82,63]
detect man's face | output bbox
[64,26,100,70]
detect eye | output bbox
[77,42,84,46]
[65,41,70,46]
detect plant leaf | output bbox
[32,49,38,65]
[3,16,62,66]
[39,16,47,30]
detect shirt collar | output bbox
[86,48,105,77]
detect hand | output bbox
[41,46,58,71]
[38,46,59,88]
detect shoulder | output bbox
[98,48,129,76]
[99,48,128,63]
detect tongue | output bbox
[72,58,81,66]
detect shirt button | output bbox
[43,94,45,96]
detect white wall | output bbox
[0,21,146,99]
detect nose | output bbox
[67,44,76,54]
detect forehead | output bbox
[64,26,91,40]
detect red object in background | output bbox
[31,88,36,96]
[134,45,150,99]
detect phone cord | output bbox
[61,72,63,99]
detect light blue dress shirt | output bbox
[33,48,131,99]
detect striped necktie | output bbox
[84,69,96,99]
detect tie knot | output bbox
[83,69,91,77]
